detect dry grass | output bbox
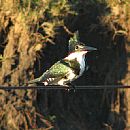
[0,0,130,130]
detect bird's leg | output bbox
[67,83,76,92]
[62,84,70,91]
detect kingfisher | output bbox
[28,32,97,87]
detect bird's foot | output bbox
[62,84,70,91]
[65,83,76,92]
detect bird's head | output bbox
[74,42,97,53]
[66,42,97,60]
[68,31,97,55]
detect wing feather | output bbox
[38,61,70,83]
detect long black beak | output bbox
[85,46,97,51]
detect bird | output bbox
[28,42,97,88]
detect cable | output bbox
[0,85,130,90]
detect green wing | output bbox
[39,60,70,82]
[28,60,70,84]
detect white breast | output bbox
[57,53,86,85]
[65,51,86,77]
[77,55,86,76]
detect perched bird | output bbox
[28,32,97,87]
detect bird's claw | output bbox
[64,83,76,92]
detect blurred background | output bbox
[0,0,130,130]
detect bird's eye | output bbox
[75,45,79,50]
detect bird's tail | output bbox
[28,77,41,84]
[27,71,47,85]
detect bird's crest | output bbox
[69,31,79,44]
[69,31,80,53]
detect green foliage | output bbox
[22,0,77,44]
[0,0,78,46]
[40,0,77,42]
[47,0,71,17]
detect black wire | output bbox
[0,85,130,90]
